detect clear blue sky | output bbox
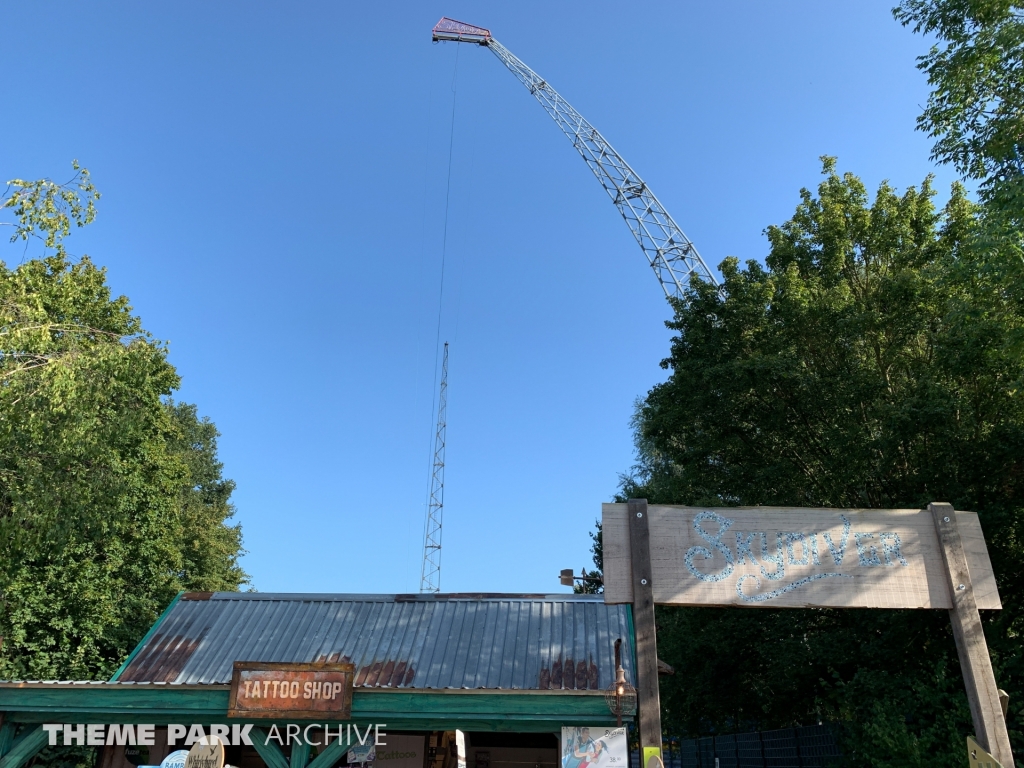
[2,2,958,595]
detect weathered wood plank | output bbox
[628,499,662,763]
[930,502,1014,768]
[0,726,45,768]
[603,504,1001,609]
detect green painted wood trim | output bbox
[249,728,289,768]
[306,735,349,768]
[9,716,613,733]
[0,721,15,758]
[0,686,229,714]
[0,726,46,768]
[110,592,185,682]
[0,688,611,717]
[290,739,310,768]
[0,687,625,732]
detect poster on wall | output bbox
[375,735,425,768]
[347,745,375,765]
[561,727,627,768]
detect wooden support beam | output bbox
[0,716,15,759]
[628,499,662,768]
[249,727,290,768]
[930,502,1014,768]
[0,726,45,768]
[290,739,310,768]
[306,734,350,768]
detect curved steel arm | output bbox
[484,38,717,300]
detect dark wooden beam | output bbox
[628,499,662,768]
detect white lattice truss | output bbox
[433,18,718,301]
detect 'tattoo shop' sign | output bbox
[227,662,354,719]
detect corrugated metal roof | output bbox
[115,593,634,692]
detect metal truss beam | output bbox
[420,341,448,593]
[432,18,718,302]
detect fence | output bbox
[630,725,841,768]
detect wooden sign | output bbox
[227,661,355,719]
[609,500,1015,768]
[184,738,224,768]
[602,504,1001,609]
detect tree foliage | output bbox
[619,160,1024,766]
[2,162,100,257]
[894,0,1024,312]
[0,166,247,681]
[894,0,1024,219]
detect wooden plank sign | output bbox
[602,504,1001,609]
[185,738,224,768]
[227,662,354,719]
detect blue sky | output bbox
[2,2,959,595]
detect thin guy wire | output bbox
[424,43,459,553]
[422,45,460,592]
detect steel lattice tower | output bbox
[431,17,719,302]
[420,342,448,593]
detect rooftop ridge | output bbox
[202,591,605,602]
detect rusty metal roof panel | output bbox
[115,593,633,691]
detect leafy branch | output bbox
[1,161,101,257]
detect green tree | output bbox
[165,401,247,593]
[894,0,1024,220]
[0,165,247,682]
[894,0,1024,315]
[619,160,1024,766]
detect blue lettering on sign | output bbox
[823,516,851,565]
[855,533,882,566]
[681,511,910,603]
[880,532,909,566]
[759,532,786,581]
[684,511,735,582]
[736,532,758,565]
[736,572,853,602]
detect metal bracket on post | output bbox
[628,498,663,768]
[930,502,1014,767]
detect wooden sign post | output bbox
[605,500,1013,768]
[627,499,663,768]
[931,503,1014,765]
